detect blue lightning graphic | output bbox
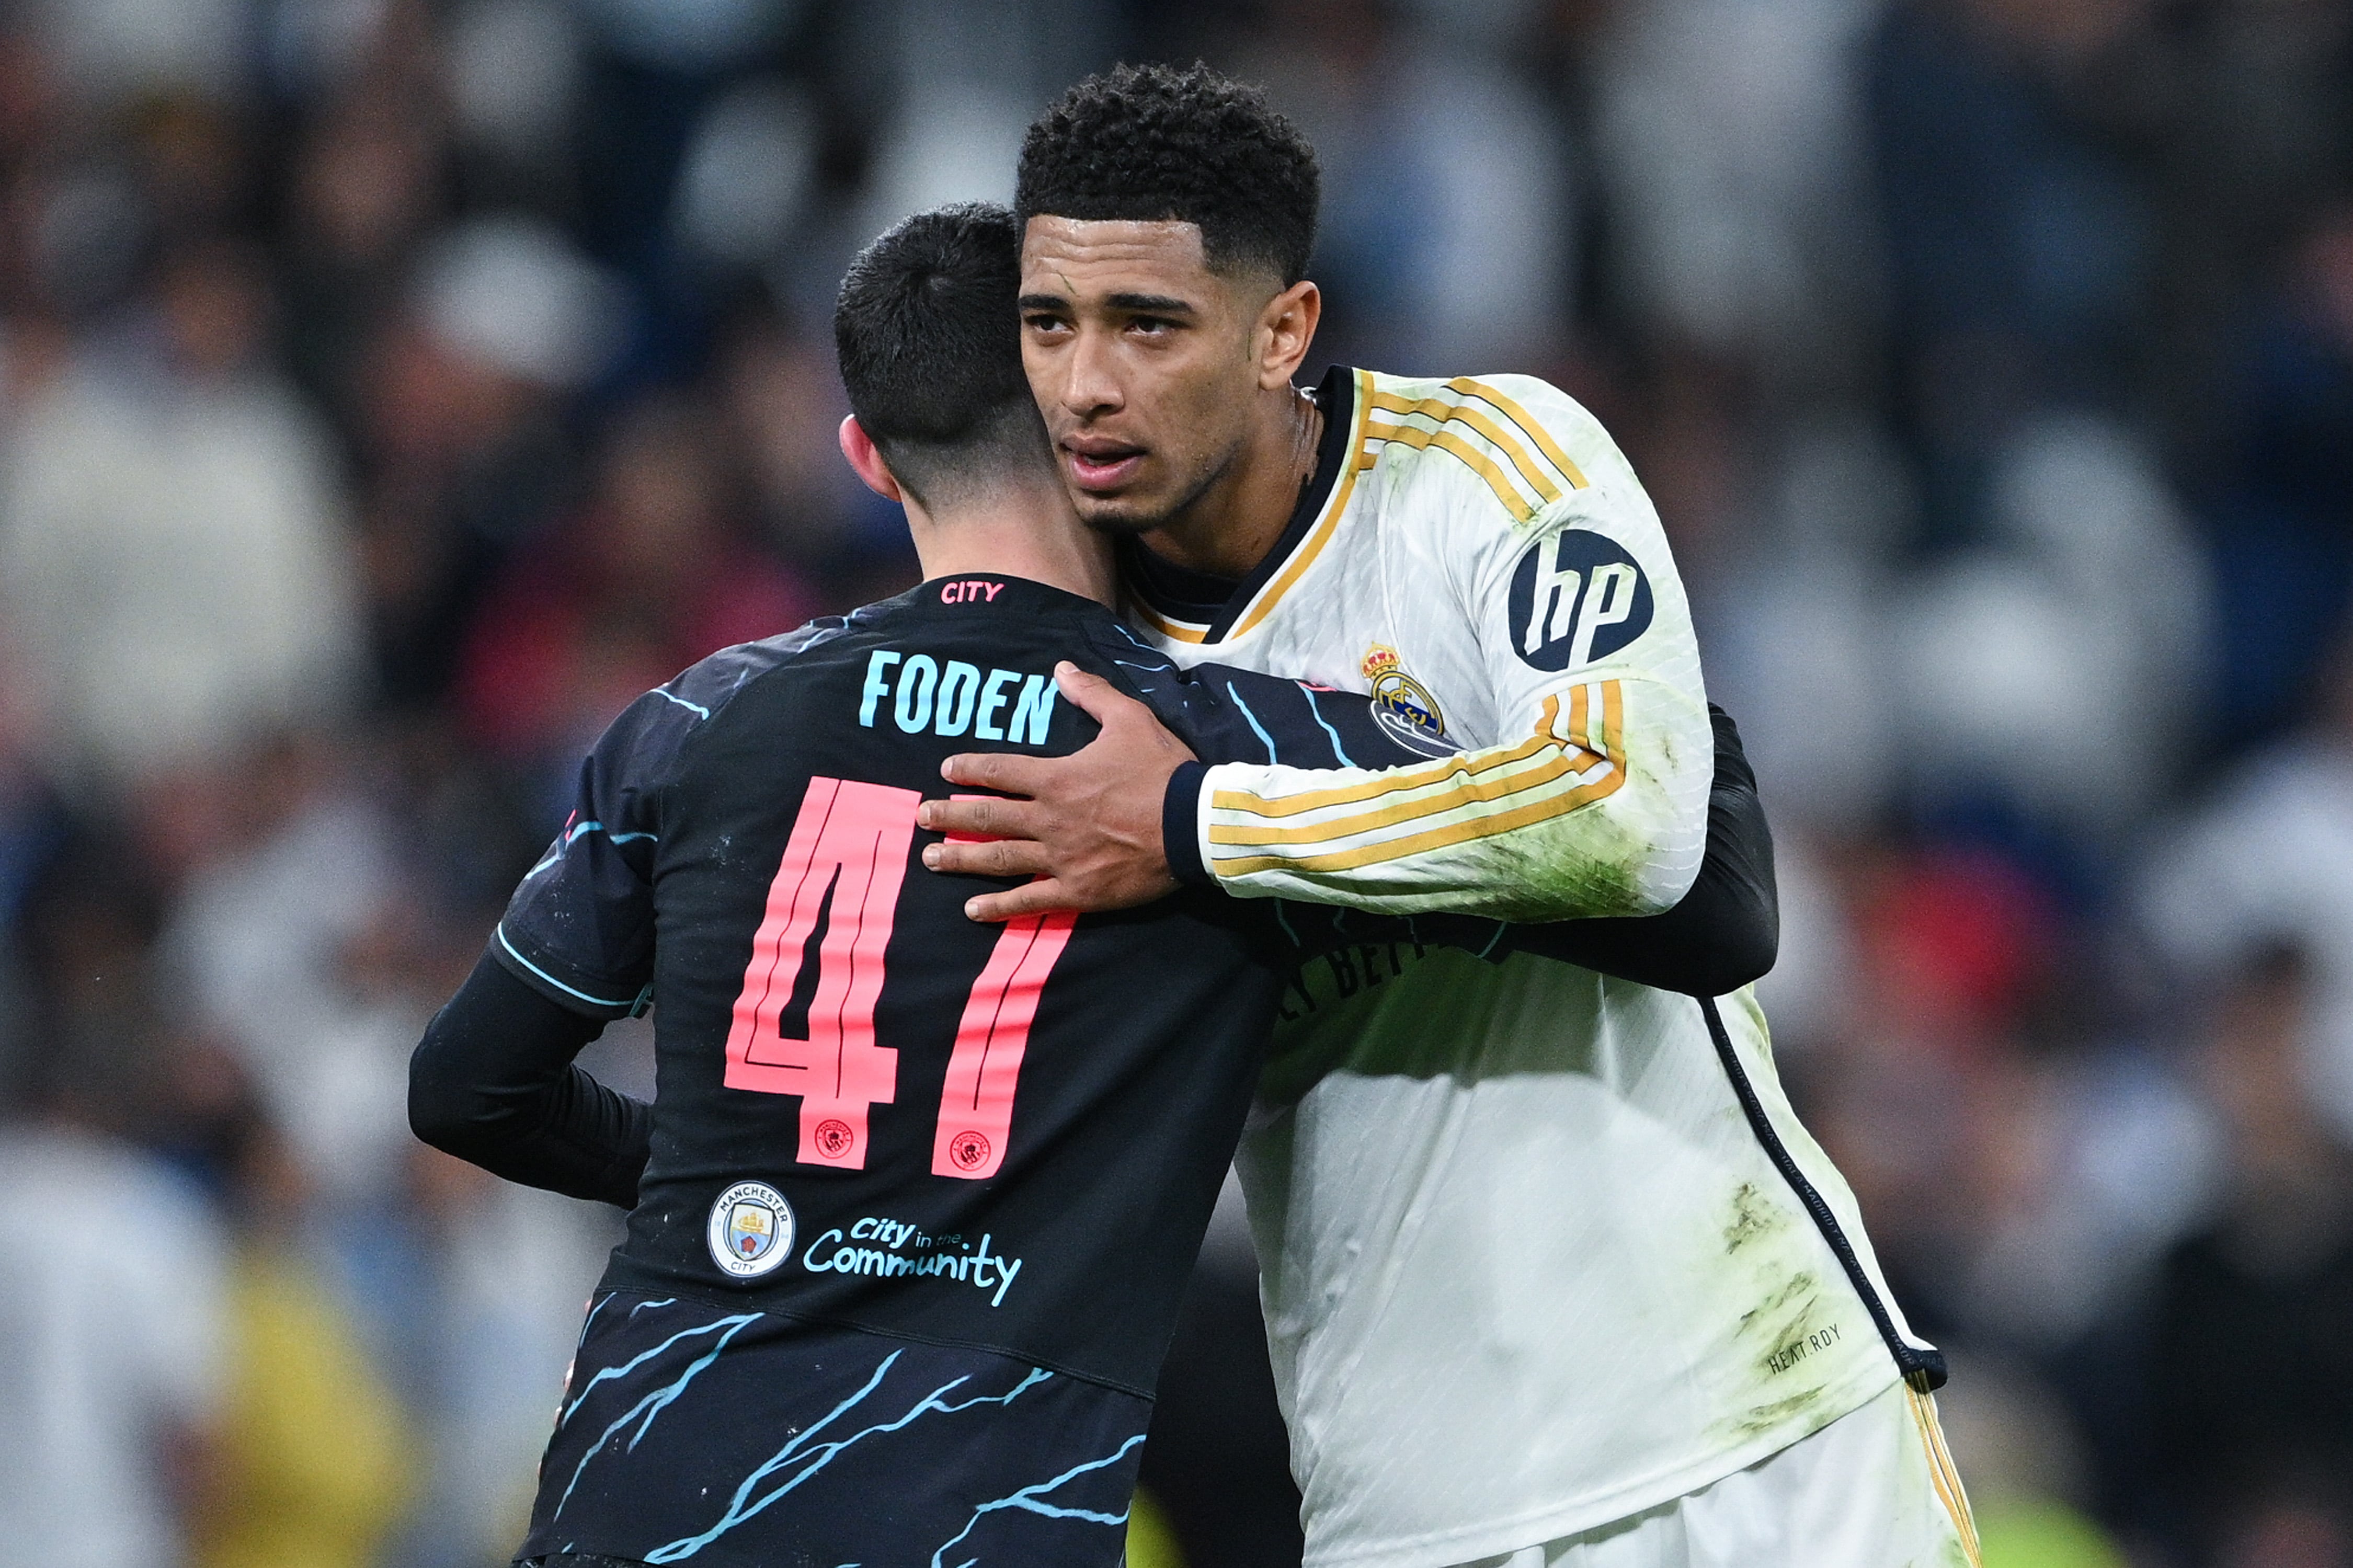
[1226,682,1277,761]
[558,1316,757,1426]
[642,1354,1054,1561]
[575,1294,618,1345]
[551,1313,760,1519]
[1299,686,1357,765]
[524,818,659,878]
[927,1433,1149,1567]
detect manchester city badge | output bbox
[706,1180,795,1279]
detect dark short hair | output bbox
[1016,62,1320,285]
[833,202,1046,503]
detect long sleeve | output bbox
[408,950,650,1208]
[1490,705,1775,995]
[1271,704,1777,997]
[1121,613,1758,992]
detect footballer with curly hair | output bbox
[923,62,1980,1568]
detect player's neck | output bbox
[907,486,1118,608]
[1136,381,1322,581]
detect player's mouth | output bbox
[1061,438,1147,492]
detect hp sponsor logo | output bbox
[1506,530,1654,672]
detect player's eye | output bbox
[1023,313,1071,336]
[1126,316,1179,338]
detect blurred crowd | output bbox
[0,1,2347,1566]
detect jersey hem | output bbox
[489,928,647,1020]
[1297,1367,1900,1568]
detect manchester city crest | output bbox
[706,1180,795,1279]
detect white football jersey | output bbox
[1132,368,1931,1568]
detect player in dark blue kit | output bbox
[407,205,1779,1568]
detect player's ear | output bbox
[1255,279,1321,392]
[839,416,905,502]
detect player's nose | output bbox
[1059,326,1125,417]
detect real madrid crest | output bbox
[707,1180,795,1279]
[1362,645,1453,759]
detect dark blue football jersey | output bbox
[490,574,1566,1568]
[491,573,1498,1393]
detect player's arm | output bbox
[934,642,1770,991]
[1154,650,1770,986]
[409,681,687,1207]
[1480,705,1774,993]
[1275,704,1775,995]
[1183,498,1710,921]
[409,953,647,1207]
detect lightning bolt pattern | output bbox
[641,1353,1055,1562]
[926,1432,1149,1567]
[551,1312,760,1519]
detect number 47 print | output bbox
[722,776,1075,1180]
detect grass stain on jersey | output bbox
[1720,1389,1831,1441]
[1485,815,1658,921]
[1717,1267,1848,1439]
[1722,1182,1785,1254]
[1735,1269,1817,1337]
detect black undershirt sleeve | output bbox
[408,950,653,1208]
[1495,705,1778,995]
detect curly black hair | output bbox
[832,202,1047,502]
[1015,62,1320,285]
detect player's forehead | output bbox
[1019,216,1225,308]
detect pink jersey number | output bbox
[932,909,1076,1180]
[723,775,919,1168]
[723,777,1074,1177]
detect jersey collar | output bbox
[1124,364,1366,645]
[902,573,1111,621]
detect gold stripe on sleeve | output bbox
[1363,419,1536,522]
[1445,377,1591,491]
[1208,683,1624,860]
[1367,391,1564,507]
[1209,765,1628,876]
[1210,698,1568,820]
[1207,745,1601,848]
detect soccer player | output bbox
[407,205,1777,1567]
[922,66,1978,1568]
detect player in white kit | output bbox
[924,65,1979,1568]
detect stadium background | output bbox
[0,2,2348,1565]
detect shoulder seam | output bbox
[1361,374,1589,524]
[653,616,858,840]
[660,617,854,724]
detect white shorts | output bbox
[1450,1381,1980,1568]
